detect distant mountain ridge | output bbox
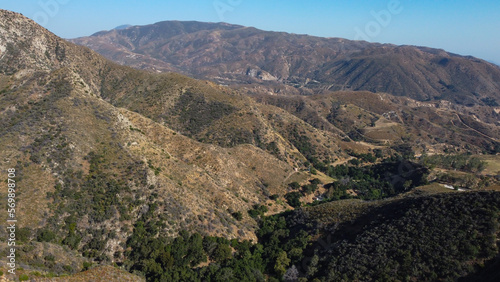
[113,24,132,30]
[71,20,500,106]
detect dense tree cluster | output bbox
[284,192,302,208]
[120,191,500,281]
[121,204,314,281]
[318,192,500,281]
[324,160,428,201]
[25,143,497,282]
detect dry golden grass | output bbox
[339,141,374,154]
[478,155,500,175]
[362,124,404,142]
[406,183,459,196]
[484,185,500,191]
[115,107,297,240]
[6,163,55,228]
[303,198,379,227]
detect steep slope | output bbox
[69,19,500,154]
[92,64,345,166]
[108,190,500,281]
[71,20,500,106]
[0,10,332,277]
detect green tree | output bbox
[158,251,174,269]
[307,254,319,277]
[274,251,291,276]
[213,244,232,262]
[17,227,32,243]
[37,229,56,242]
[285,192,302,208]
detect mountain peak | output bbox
[0,9,63,73]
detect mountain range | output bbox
[70,20,500,152]
[71,20,500,106]
[0,9,499,281]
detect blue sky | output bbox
[2,0,499,64]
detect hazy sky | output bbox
[2,0,499,64]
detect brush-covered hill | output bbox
[99,189,500,281]
[71,20,500,106]
[266,191,500,281]
[0,9,341,279]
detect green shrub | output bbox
[212,244,232,262]
[36,229,56,242]
[285,192,302,208]
[82,262,92,271]
[288,182,301,189]
[62,265,73,273]
[269,194,279,201]
[17,227,32,243]
[248,204,268,218]
[231,211,243,221]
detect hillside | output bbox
[0,9,323,279]
[71,20,500,106]
[1,9,500,281]
[255,91,500,155]
[293,191,500,281]
[2,265,145,282]
[99,190,500,281]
